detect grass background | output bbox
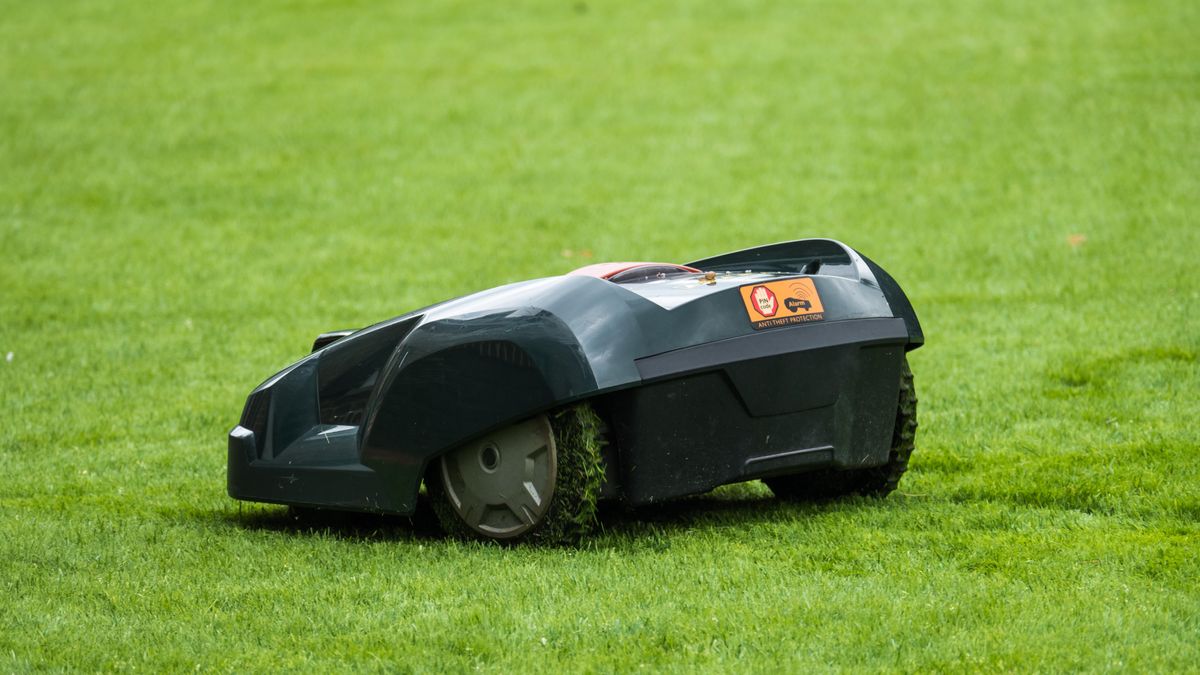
[2,0,1198,670]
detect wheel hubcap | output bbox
[439,415,557,538]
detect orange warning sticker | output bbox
[739,278,825,329]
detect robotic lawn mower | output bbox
[228,239,922,542]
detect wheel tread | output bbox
[426,403,604,544]
[765,357,918,500]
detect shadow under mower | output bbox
[228,239,923,543]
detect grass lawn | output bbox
[2,0,1198,670]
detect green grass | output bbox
[2,0,1198,670]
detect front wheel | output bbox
[765,356,918,500]
[425,403,606,544]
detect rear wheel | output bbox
[426,403,605,544]
[766,356,918,500]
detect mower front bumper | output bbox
[227,425,405,513]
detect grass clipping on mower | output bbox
[539,403,606,544]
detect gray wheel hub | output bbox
[438,415,557,539]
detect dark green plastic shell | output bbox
[228,238,922,514]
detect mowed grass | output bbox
[2,0,1198,670]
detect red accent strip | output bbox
[568,262,701,279]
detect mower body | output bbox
[228,239,922,513]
